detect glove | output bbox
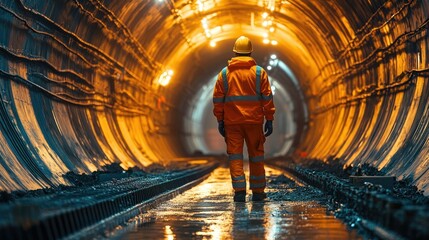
[218,120,225,137]
[264,120,273,137]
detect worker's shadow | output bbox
[232,202,267,236]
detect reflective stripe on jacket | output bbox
[212,56,275,125]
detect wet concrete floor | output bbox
[118,166,361,239]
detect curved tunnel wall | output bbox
[0,0,177,191]
[0,0,428,195]
[299,0,429,194]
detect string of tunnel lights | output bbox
[155,0,215,86]
[155,1,212,87]
[201,17,218,47]
[197,1,281,47]
[154,0,189,87]
[267,54,278,96]
[155,0,283,87]
[261,12,278,46]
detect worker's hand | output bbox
[218,120,225,137]
[264,120,273,137]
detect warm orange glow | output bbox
[201,18,208,28]
[197,0,204,12]
[165,225,175,240]
[158,70,174,86]
[262,12,269,19]
[201,17,216,38]
[263,20,269,27]
[210,26,222,35]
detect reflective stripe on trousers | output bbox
[229,155,246,192]
[226,124,266,193]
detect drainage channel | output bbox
[0,160,218,240]
[114,166,361,239]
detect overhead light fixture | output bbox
[210,41,216,47]
[197,0,204,12]
[271,40,278,45]
[269,27,275,32]
[262,21,269,27]
[262,12,269,19]
[201,18,208,28]
[269,57,279,67]
[201,17,215,39]
[210,26,221,35]
[270,54,277,59]
[158,70,174,87]
[205,30,212,38]
[267,66,272,71]
[263,39,270,44]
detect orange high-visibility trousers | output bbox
[225,124,266,193]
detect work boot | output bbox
[252,192,267,201]
[234,191,246,202]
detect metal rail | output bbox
[266,161,428,240]
[0,162,218,240]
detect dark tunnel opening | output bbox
[0,0,428,197]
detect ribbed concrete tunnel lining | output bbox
[0,0,428,195]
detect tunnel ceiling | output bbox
[100,0,418,118]
[1,0,429,195]
[103,0,349,96]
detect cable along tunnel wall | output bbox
[299,0,429,195]
[0,0,176,192]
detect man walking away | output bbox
[212,36,275,202]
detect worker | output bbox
[212,36,275,202]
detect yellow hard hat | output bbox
[233,36,253,54]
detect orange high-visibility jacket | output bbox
[213,56,275,125]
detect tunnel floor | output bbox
[117,166,361,239]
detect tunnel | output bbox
[0,0,428,200]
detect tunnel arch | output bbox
[0,0,428,195]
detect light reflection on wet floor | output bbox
[120,167,361,239]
